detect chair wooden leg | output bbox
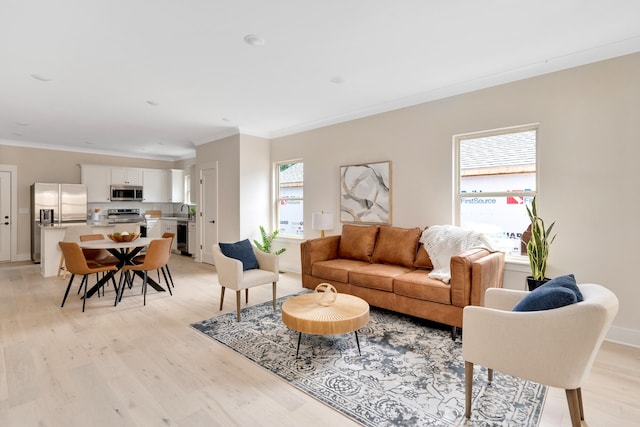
[272,282,277,310]
[488,368,493,383]
[219,287,225,310]
[142,271,148,306]
[81,275,88,313]
[245,288,248,304]
[160,268,172,295]
[164,264,174,287]
[577,387,584,420]
[60,274,76,307]
[465,361,473,419]
[565,388,583,427]
[235,290,241,322]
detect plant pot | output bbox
[526,276,550,291]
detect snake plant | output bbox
[525,196,556,280]
[254,226,286,255]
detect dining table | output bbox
[78,237,166,302]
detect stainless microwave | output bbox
[111,185,143,201]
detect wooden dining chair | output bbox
[79,234,120,267]
[79,234,120,297]
[58,242,118,312]
[117,237,172,306]
[132,232,175,288]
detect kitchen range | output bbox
[106,208,143,223]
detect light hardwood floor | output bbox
[1,255,638,426]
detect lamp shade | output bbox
[311,212,334,231]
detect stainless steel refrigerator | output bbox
[31,183,88,263]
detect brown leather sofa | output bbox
[300,224,505,338]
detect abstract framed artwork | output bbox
[340,161,391,224]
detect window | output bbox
[454,125,537,256]
[276,161,304,237]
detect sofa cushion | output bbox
[312,259,371,283]
[414,243,434,269]
[338,224,379,262]
[219,239,259,271]
[371,226,421,268]
[394,270,452,305]
[349,263,412,292]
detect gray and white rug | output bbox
[191,293,546,426]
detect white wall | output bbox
[239,134,271,242]
[270,52,640,347]
[196,134,241,243]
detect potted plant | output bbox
[254,226,286,255]
[524,195,556,291]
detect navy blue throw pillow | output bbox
[513,286,577,312]
[513,274,582,312]
[542,274,584,302]
[219,239,259,271]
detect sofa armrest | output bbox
[300,235,341,275]
[450,249,505,307]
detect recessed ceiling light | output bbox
[30,74,53,82]
[330,76,345,84]
[146,100,160,106]
[16,121,29,126]
[244,34,265,46]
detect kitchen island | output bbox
[40,222,141,277]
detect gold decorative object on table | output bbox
[107,232,141,242]
[314,283,338,306]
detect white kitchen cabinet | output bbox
[170,169,184,203]
[111,167,143,185]
[142,169,170,203]
[81,164,112,202]
[188,221,196,255]
[161,219,178,252]
[145,219,162,238]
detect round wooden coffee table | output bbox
[282,292,369,357]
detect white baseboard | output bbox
[606,325,640,348]
[15,252,31,262]
[279,263,301,274]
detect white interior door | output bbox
[0,171,11,261]
[201,167,218,265]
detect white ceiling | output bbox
[1,1,639,161]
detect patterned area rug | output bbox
[191,293,546,426]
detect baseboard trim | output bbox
[606,325,640,348]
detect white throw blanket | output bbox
[420,225,496,283]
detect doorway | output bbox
[201,166,218,265]
[0,165,17,262]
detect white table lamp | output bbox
[311,212,334,238]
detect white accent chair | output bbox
[462,283,618,427]
[212,244,279,321]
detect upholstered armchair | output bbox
[212,243,279,321]
[462,283,618,427]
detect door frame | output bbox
[199,161,218,264]
[0,164,18,262]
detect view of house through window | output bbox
[455,126,537,256]
[277,161,303,237]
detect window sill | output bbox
[505,255,530,273]
[275,235,304,242]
